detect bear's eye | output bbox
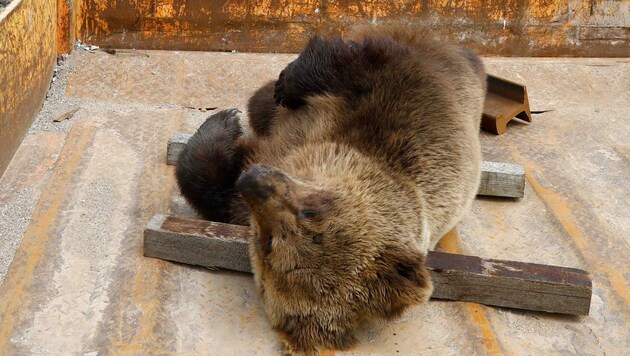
[299,209,318,219]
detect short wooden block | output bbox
[166,133,526,198]
[166,133,192,166]
[478,161,526,198]
[145,214,251,273]
[144,215,592,316]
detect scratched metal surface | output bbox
[0,51,628,354]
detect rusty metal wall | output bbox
[76,0,629,56]
[0,0,57,178]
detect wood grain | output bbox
[166,133,526,198]
[478,161,526,198]
[144,215,592,315]
[144,215,251,273]
[166,133,191,167]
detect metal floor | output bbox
[0,51,628,355]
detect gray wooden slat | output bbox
[478,161,526,198]
[166,133,526,198]
[166,133,192,166]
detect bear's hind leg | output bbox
[176,109,245,223]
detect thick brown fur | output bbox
[176,22,486,355]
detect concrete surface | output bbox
[0,0,11,12]
[0,50,628,354]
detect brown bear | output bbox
[176,22,486,355]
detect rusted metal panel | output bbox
[57,0,83,54]
[75,0,629,56]
[0,0,57,178]
[57,0,72,54]
[482,75,533,135]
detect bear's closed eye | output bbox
[300,209,319,219]
[396,263,414,279]
[264,234,273,255]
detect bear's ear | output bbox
[359,36,409,67]
[372,245,433,319]
[302,35,358,66]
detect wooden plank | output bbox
[427,252,591,315]
[166,133,526,198]
[478,161,526,198]
[144,215,592,315]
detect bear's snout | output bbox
[236,164,293,206]
[235,165,275,204]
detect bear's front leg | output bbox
[176,108,247,223]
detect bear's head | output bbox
[235,147,433,353]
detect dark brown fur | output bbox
[176,23,486,355]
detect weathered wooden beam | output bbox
[144,214,592,316]
[166,133,526,198]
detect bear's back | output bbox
[250,24,485,245]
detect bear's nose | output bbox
[235,165,276,204]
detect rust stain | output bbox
[57,0,71,53]
[436,228,505,355]
[436,227,461,253]
[523,167,630,310]
[465,303,504,356]
[114,343,144,352]
[73,0,83,39]
[609,273,630,310]
[155,0,177,19]
[528,0,566,20]
[96,111,184,352]
[0,125,96,351]
[130,145,181,351]
[524,173,588,250]
[507,145,630,315]
[2,132,65,193]
[58,0,84,53]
